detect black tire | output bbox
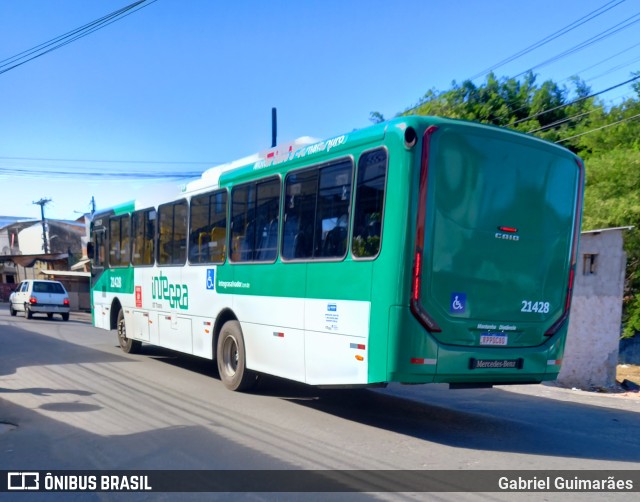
[47,313,53,319]
[25,305,33,319]
[9,304,16,317]
[216,320,258,392]
[61,313,69,321]
[117,309,141,354]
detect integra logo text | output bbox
[151,272,189,310]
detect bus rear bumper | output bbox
[387,308,566,386]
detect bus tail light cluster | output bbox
[545,158,584,337]
[410,126,442,333]
[29,297,37,304]
[63,298,70,306]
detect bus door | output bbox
[89,215,110,330]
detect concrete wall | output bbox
[18,224,46,254]
[558,229,627,388]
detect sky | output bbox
[1,0,639,221]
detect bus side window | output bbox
[282,159,352,261]
[158,200,188,265]
[255,179,280,261]
[231,178,279,263]
[189,190,227,264]
[352,149,388,258]
[317,161,352,258]
[109,214,131,267]
[93,227,106,267]
[131,208,155,266]
[283,170,316,260]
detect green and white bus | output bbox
[88,116,584,391]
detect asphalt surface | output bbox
[1,305,639,501]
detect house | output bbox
[0,216,90,308]
[0,215,35,295]
[558,227,632,389]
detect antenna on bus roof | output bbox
[271,107,277,148]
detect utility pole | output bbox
[271,107,277,148]
[33,197,51,254]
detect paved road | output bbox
[1,307,639,500]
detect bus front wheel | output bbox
[217,320,257,392]
[117,309,141,354]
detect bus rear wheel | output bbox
[117,309,141,354]
[217,320,257,392]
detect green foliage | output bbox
[386,72,640,337]
[625,295,640,338]
[582,150,640,337]
[369,111,385,124]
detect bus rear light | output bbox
[355,355,364,361]
[545,158,583,337]
[29,297,37,304]
[350,343,365,350]
[63,298,70,306]
[547,359,562,366]
[411,358,437,365]
[412,251,422,301]
[565,268,575,311]
[410,126,442,333]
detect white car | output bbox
[9,279,71,321]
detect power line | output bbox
[467,0,625,81]
[559,39,640,83]
[0,0,157,76]
[0,155,218,166]
[556,111,640,143]
[512,73,640,125]
[527,110,594,134]
[587,54,640,82]
[512,10,640,79]
[0,0,146,67]
[527,94,630,134]
[0,166,203,180]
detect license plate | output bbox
[480,333,508,346]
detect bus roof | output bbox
[97,116,579,214]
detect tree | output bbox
[582,149,640,337]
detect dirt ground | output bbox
[594,364,640,398]
[617,364,640,385]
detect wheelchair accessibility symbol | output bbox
[206,269,215,290]
[450,293,466,314]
